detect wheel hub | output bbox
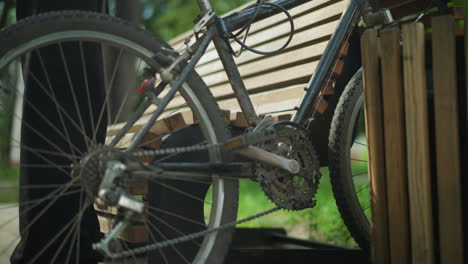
[72,146,124,199]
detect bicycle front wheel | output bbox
[328,69,370,251]
[0,11,237,263]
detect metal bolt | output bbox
[289,160,300,174]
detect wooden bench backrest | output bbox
[167,0,348,120]
[105,0,349,148]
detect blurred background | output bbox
[0,0,361,248]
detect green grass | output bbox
[0,160,19,203]
[236,168,364,248]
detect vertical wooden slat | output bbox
[379,28,410,264]
[466,13,468,132]
[402,23,434,264]
[361,29,390,264]
[432,15,463,264]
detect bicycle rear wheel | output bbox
[0,11,237,263]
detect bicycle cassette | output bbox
[256,122,321,210]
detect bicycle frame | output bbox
[128,0,370,151]
[199,0,368,126]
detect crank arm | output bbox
[130,162,255,181]
[235,146,300,174]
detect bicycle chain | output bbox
[113,128,281,258]
[111,207,280,259]
[131,143,215,158]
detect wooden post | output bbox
[466,13,468,132]
[402,23,434,264]
[361,29,390,264]
[431,15,463,264]
[379,28,410,264]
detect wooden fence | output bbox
[361,14,466,264]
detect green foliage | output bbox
[236,169,360,247]
[140,0,250,40]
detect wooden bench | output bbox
[99,0,351,243]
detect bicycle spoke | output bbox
[78,41,96,139]
[10,78,84,156]
[0,187,85,259]
[74,190,85,264]
[0,188,81,212]
[146,204,206,227]
[144,215,191,264]
[0,183,79,191]
[26,203,88,264]
[356,185,369,194]
[0,186,81,232]
[351,158,368,163]
[353,141,367,147]
[352,172,368,178]
[145,210,201,247]
[49,213,81,264]
[148,179,212,206]
[35,49,89,157]
[12,138,78,160]
[58,42,90,150]
[110,58,144,127]
[121,239,139,264]
[91,48,123,147]
[8,179,81,238]
[142,221,169,264]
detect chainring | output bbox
[256,122,321,210]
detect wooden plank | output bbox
[332,59,344,76]
[97,215,149,243]
[228,1,345,49]
[198,8,343,67]
[196,0,345,65]
[201,41,327,88]
[162,21,339,109]
[402,23,434,264]
[196,22,335,76]
[312,97,329,115]
[275,114,292,121]
[127,179,148,195]
[361,29,390,264]
[163,112,186,132]
[106,117,170,137]
[233,112,249,128]
[379,27,410,264]
[106,110,194,149]
[217,84,305,114]
[466,13,468,140]
[431,15,463,264]
[169,60,319,111]
[169,0,338,48]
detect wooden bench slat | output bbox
[169,0,341,48]
[196,22,335,76]
[167,60,318,111]
[159,20,338,110]
[97,215,149,243]
[217,84,304,112]
[196,1,345,65]
[201,41,328,88]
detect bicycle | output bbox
[0,0,424,263]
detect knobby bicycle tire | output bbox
[0,11,238,264]
[328,68,370,251]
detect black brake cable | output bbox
[229,0,295,57]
